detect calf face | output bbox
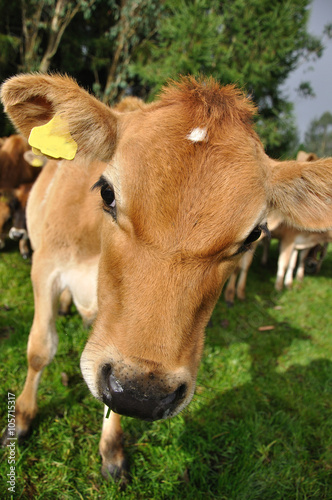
[84,95,273,420]
[2,75,332,426]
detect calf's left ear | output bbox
[268,158,332,231]
[1,73,119,163]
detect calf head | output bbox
[2,75,332,421]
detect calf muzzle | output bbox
[9,227,27,241]
[100,364,187,421]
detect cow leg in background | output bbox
[224,268,239,306]
[304,242,329,276]
[224,242,258,305]
[58,287,72,316]
[284,248,299,288]
[2,250,60,442]
[19,230,30,259]
[275,237,296,291]
[294,248,311,283]
[235,244,258,300]
[261,237,270,266]
[99,407,127,479]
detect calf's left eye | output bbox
[101,184,116,209]
[243,226,262,246]
[236,223,269,255]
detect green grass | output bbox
[0,239,331,499]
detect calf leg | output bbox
[275,238,295,291]
[2,252,60,442]
[224,268,239,306]
[236,244,257,300]
[19,237,30,259]
[58,287,72,316]
[284,248,299,288]
[99,407,127,479]
[313,243,328,274]
[261,238,270,266]
[295,248,310,282]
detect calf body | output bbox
[2,74,332,478]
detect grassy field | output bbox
[0,239,331,499]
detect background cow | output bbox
[0,135,40,188]
[224,151,331,304]
[0,138,46,256]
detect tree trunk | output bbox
[39,0,81,73]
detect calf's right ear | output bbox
[1,74,119,163]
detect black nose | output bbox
[100,365,187,421]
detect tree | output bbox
[0,0,326,158]
[84,0,162,104]
[131,0,323,157]
[304,111,332,157]
[0,0,162,101]
[0,0,99,74]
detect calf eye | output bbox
[92,176,117,220]
[236,223,269,255]
[243,226,262,246]
[101,184,116,209]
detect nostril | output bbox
[160,383,187,407]
[152,383,188,420]
[101,364,112,394]
[175,383,187,401]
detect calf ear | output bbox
[268,158,332,230]
[0,74,119,163]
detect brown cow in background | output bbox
[0,135,40,188]
[0,136,45,256]
[224,151,331,304]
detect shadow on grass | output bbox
[163,247,332,498]
[175,307,332,499]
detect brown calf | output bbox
[1,74,332,479]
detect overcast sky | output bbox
[282,0,332,141]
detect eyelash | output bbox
[92,176,117,220]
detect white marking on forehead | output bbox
[187,127,208,143]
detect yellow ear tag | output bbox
[32,147,43,156]
[28,114,77,160]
